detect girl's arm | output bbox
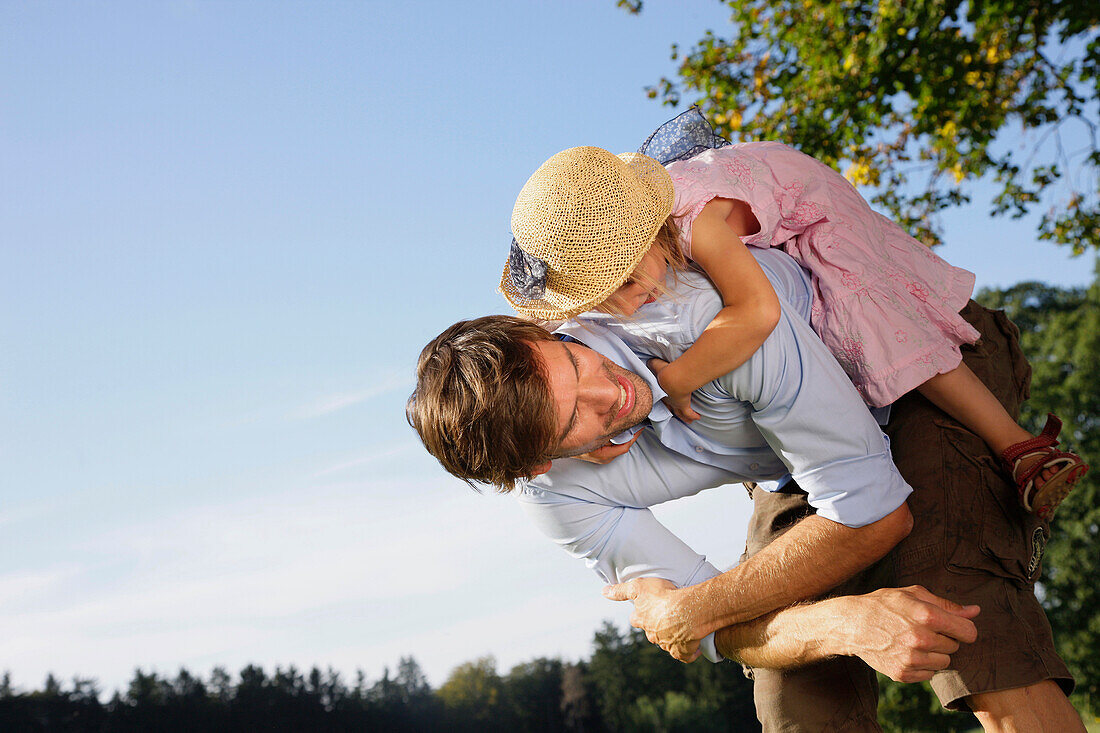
[656,198,781,420]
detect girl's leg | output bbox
[917,363,1031,455]
[919,364,1085,518]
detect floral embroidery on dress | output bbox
[681,161,708,176]
[894,329,908,343]
[906,282,930,302]
[775,180,826,228]
[838,336,868,372]
[721,158,755,189]
[788,202,826,227]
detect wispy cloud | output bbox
[311,440,420,477]
[292,374,412,420]
[0,467,739,694]
[0,476,535,692]
[0,567,77,607]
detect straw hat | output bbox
[501,146,675,320]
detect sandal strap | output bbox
[1018,452,1089,512]
[1016,451,1081,491]
[1001,413,1063,467]
[1014,453,1053,496]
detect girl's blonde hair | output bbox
[595,216,688,317]
[652,215,689,270]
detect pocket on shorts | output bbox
[939,421,1047,586]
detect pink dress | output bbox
[667,142,979,408]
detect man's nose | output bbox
[578,374,619,414]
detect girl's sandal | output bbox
[1001,414,1089,520]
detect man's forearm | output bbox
[683,505,912,638]
[713,586,980,683]
[714,597,849,668]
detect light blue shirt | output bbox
[517,248,912,600]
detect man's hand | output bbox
[603,577,703,663]
[574,432,641,464]
[838,586,979,683]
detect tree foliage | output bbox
[876,676,971,733]
[587,621,757,732]
[979,270,1100,714]
[621,0,1100,251]
[438,656,508,731]
[0,631,759,732]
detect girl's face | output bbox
[601,248,668,316]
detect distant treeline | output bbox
[0,621,758,732]
[0,619,993,732]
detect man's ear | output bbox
[529,461,553,477]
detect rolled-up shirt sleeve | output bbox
[516,436,729,586]
[516,438,731,662]
[518,491,727,664]
[519,497,721,587]
[712,299,913,527]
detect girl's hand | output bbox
[663,392,701,424]
[648,358,701,424]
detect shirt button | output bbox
[749,462,759,471]
[695,446,705,453]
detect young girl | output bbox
[500,109,1087,520]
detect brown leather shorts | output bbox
[744,302,1073,731]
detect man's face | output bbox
[529,339,654,458]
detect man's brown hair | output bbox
[407,315,558,491]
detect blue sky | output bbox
[1,1,1094,694]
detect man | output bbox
[408,248,1077,730]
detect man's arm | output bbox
[605,505,911,660]
[692,504,910,632]
[717,585,980,682]
[612,579,980,678]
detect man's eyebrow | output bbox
[558,345,580,444]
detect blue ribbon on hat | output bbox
[637,105,730,165]
[508,238,548,300]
